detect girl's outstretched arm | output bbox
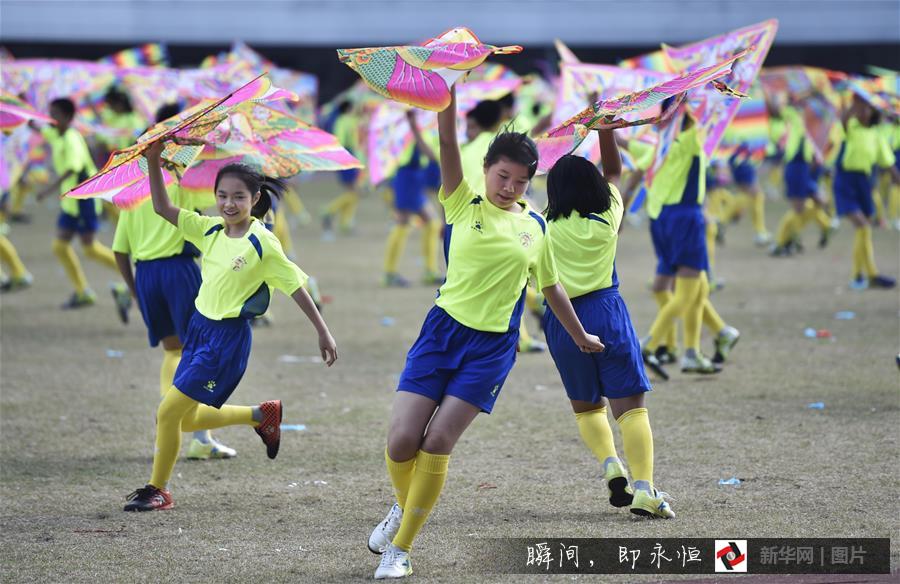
[438,86,463,195]
[291,286,338,366]
[598,128,622,187]
[143,141,180,226]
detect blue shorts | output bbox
[834,169,874,217]
[135,255,201,347]
[543,288,651,402]
[174,312,253,408]
[784,159,817,199]
[392,166,426,212]
[397,306,518,413]
[57,199,99,233]
[649,205,709,276]
[423,160,441,191]
[730,161,756,186]
[338,168,359,187]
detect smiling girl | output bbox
[123,140,337,512]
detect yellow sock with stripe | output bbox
[150,387,254,488]
[652,290,677,349]
[160,349,181,398]
[0,236,28,279]
[574,407,619,470]
[617,408,653,492]
[701,274,726,335]
[751,194,767,235]
[52,239,88,294]
[422,220,442,275]
[683,274,708,352]
[384,224,411,274]
[859,224,878,278]
[647,276,701,351]
[392,450,450,552]
[82,240,118,271]
[386,450,416,510]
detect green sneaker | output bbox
[630,488,675,519]
[186,438,237,460]
[713,326,740,364]
[681,352,722,374]
[603,460,634,508]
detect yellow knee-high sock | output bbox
[518,313,534,349]
[422,220,441,275]
[336,192,360,230]
[851,228,865,278]
[52,239,88,294]
[273,208,293,255]
[392,450,450,552]
[10,183,29,215]
[873,186,886,223]
[705,220,717,272]
[150,387,196,488]
[0,236,28,279]
[386,449,416,510]
[802,203,831,231]
[724,191,747,223]
[574,407,619,469]
[384,224,411,274]
[179,403,255,432]
[775,210,800,246]
[652,290,678,349]
[682,275,707,352]
[160,349,181,398]
[701,274,725,335]
[888,184,900,222]
[860,224,879,278]
[82,240,118,271]
[647,277,701,351]
[617,408,653,490]
[283,187,304,216]
[751,194,767,235]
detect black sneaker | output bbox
[61,291,96,310]
[124,485,174,512]
[642,348,669,381]
[655,346,678,365]
[870,275,896,289]
[818,226,834,249]
[111,285,132,324]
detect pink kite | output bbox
[535,54,744,173]
[337,27,522,111]
[65,75,295,209]
[0,92,54,133]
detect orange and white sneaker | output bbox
[254,400,283,459]
[124,485,174,512]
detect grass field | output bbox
[1,177,898,583]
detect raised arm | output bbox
[597,128,622,187]
[406,110,437,163]
[437,86,463,195]
[143,141,180,226]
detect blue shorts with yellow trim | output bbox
[543,287,651,402]
[397,306,518,414]
[649,205,709,276]
[56,199,99,233]
[174,312,252,408]
[834,169,874,217]
[392,166,426,212]
[135,254,201,347]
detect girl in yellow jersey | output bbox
[123,140,337,512]
[542,125,673,518]
[368,87,604,579]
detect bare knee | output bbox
[387,426,422,461]
[419,429,458,455]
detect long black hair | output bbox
[214,164,285,219]
[484,125,539,179]
[545,155,613,221]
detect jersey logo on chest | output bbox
[518,232,534,248]
[231,255,247,271]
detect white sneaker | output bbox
[753,232,772,246]
[374,544,412,579]
[680,352,722,374]
[368,503,403,554]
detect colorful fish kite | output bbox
[1,59,117,112]
[337,27,523,111]
[663,19,778,158]
[618,49,672,73]
[0,92,54,133]
[535,54,742,173]
[99,43,169,68]
[65,75,295,209]
[716,86,770,161]
[554,39,581,65]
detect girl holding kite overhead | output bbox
[368,86,603,579]
[541,122,673,518]
[123,139,337,512]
